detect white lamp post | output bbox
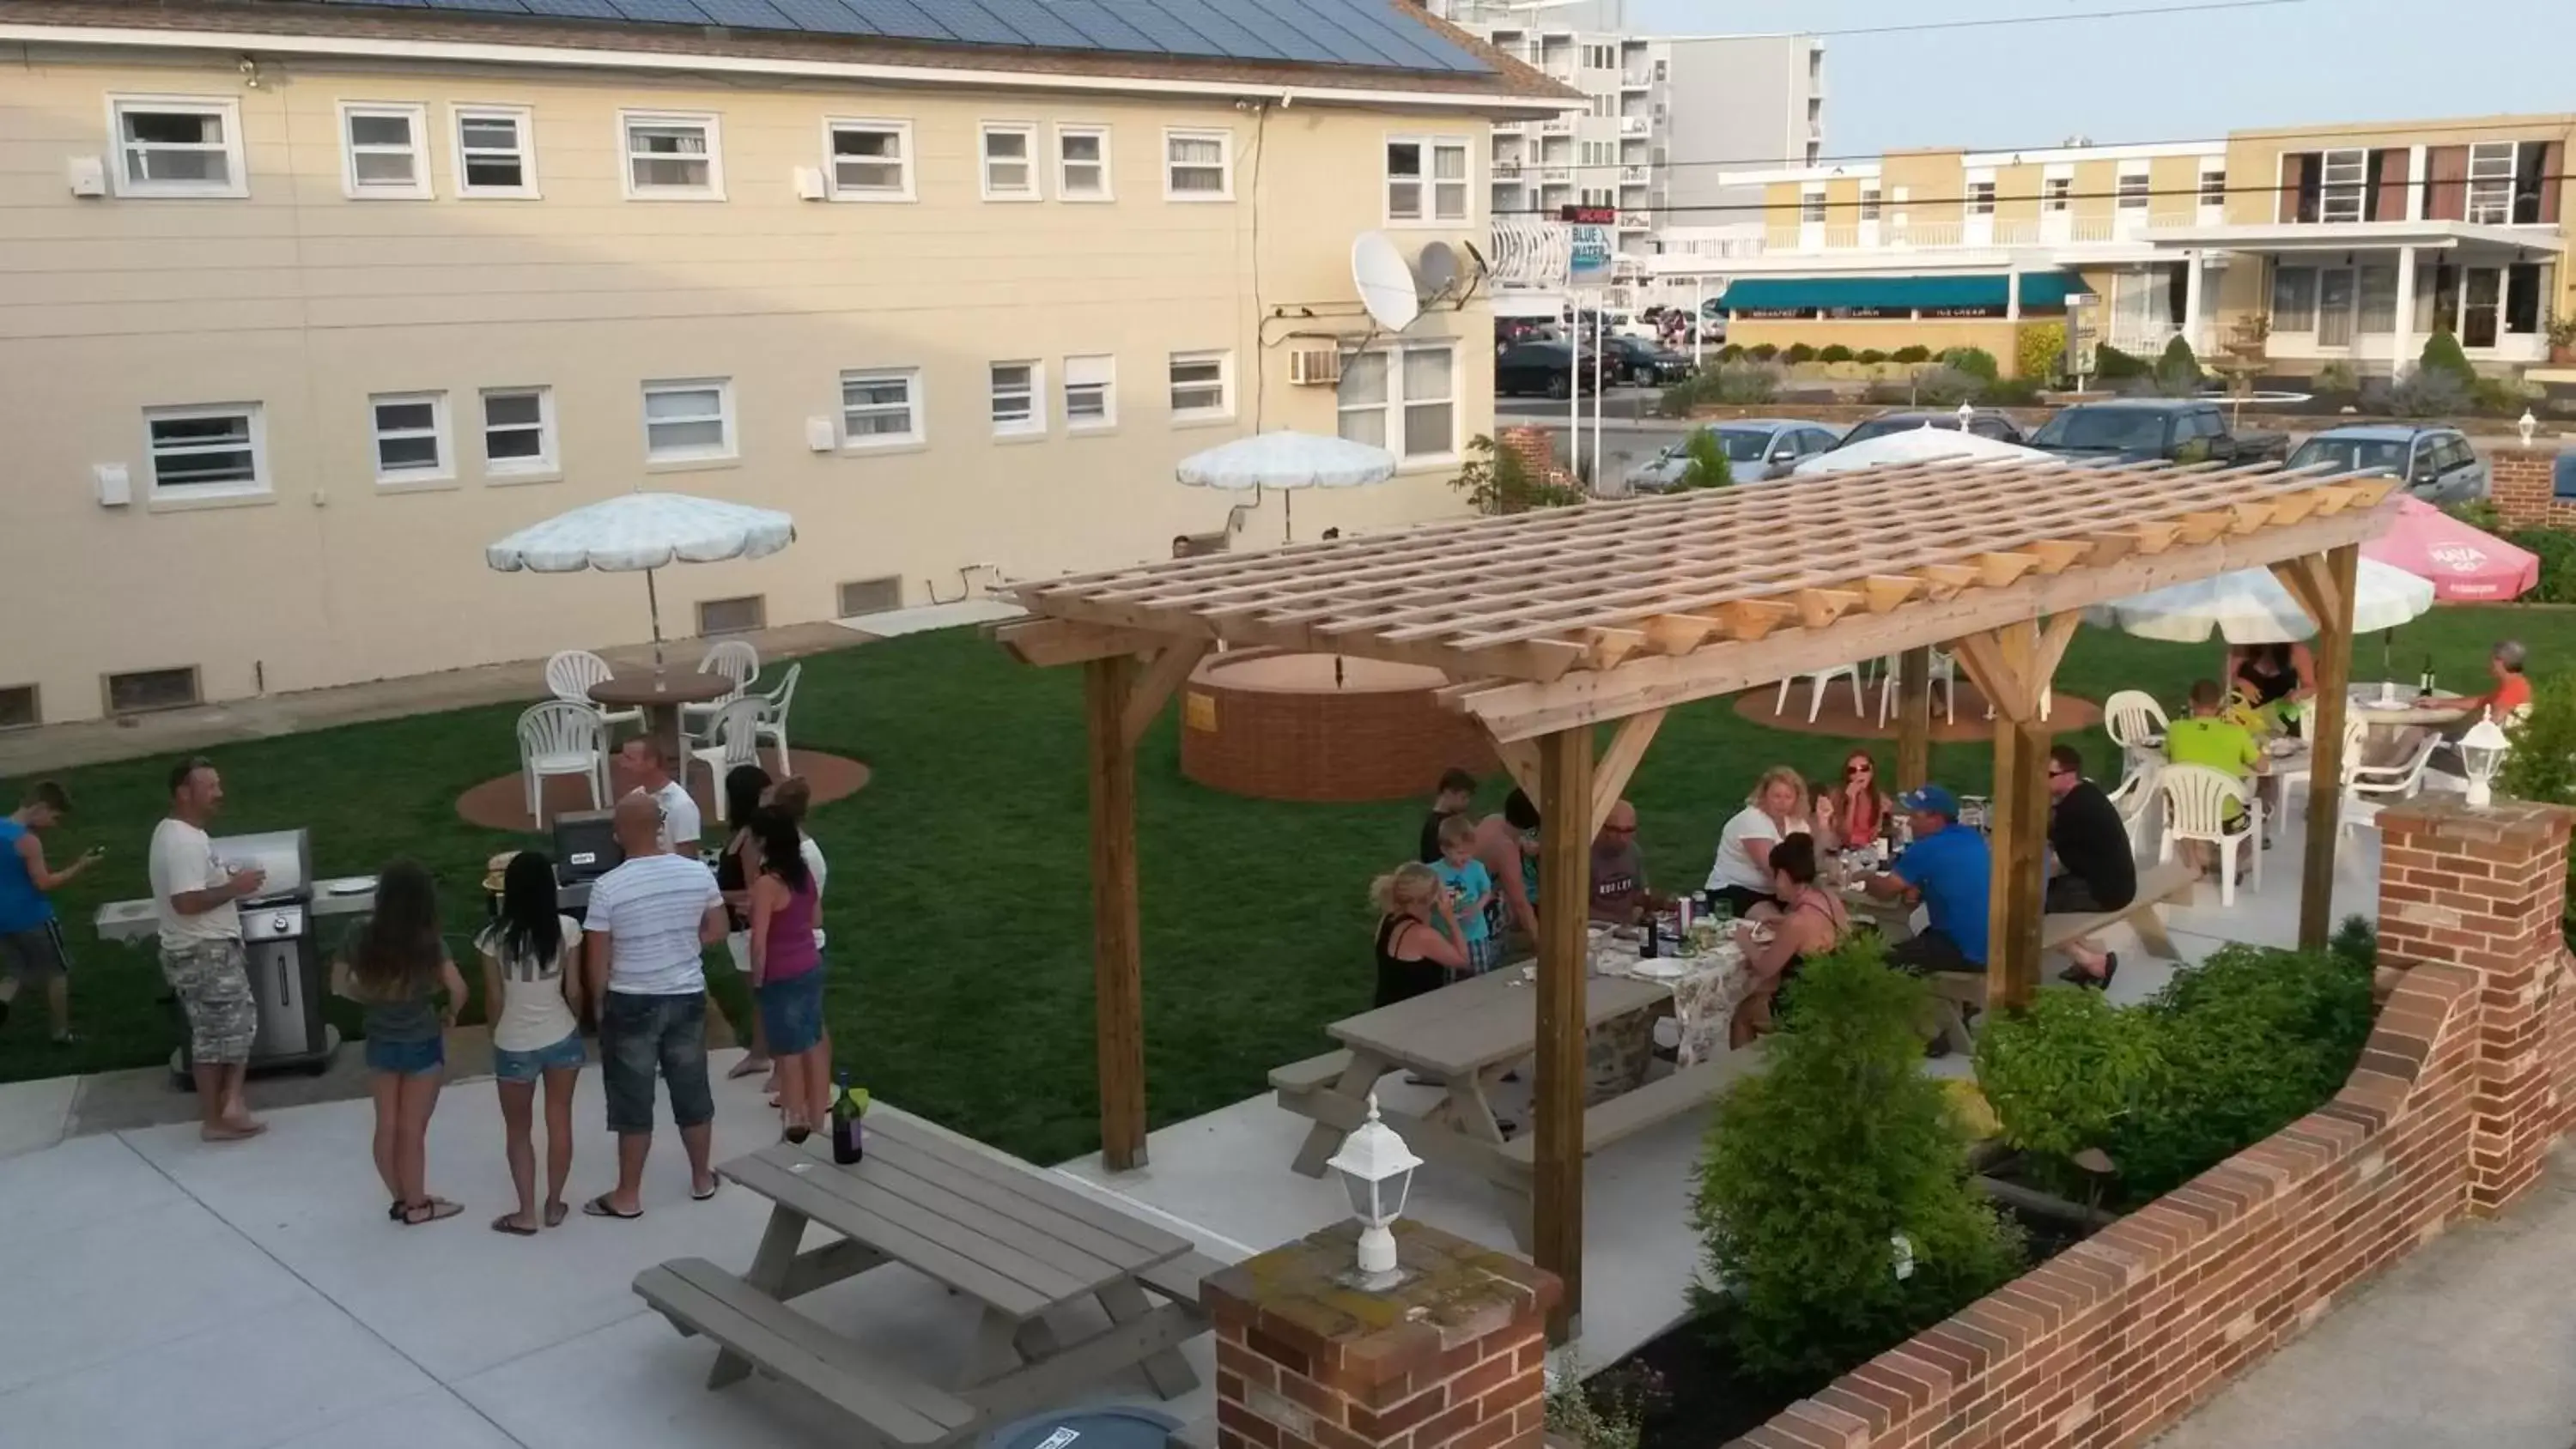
[1324,1094,1423,1286]
[2459,708,2512,808]
[2518,409,2539,447]
[1955,401,1977,431]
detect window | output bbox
[978,123,1039,200]
[144,403,266,499]
[1057,124,1111,200]
[2318,148,2366,222]
[1859,185,1880,221]
[1164,129,1231,199]
[696,596,766,635]
[481,387,556,475]
[839,577,903,616]
[450,105,535,197]
[839,367,921,446]
[1589,94,1617,118]
[1386,137,1469,222]
[1064,355,1116,430]
[0,685,34,731]
[1967,180,1996,215]
[2197,167,2225,209]
[109,96,246,198]
[622,112,721,199]
[2357,264,2399,335]
[369,391,451,483]
[2272,265,2319,331]
[106,668,201,716]
[1800,188,1827,223]
[824,118,912,201]
[1168,351,1232,421]
[989,361,1043,435]
[2116,171,2148,210]
[2043,176,2072,212]
[1335,344,1457,461]
[339,104,429,198]
[2467,142,2517,225]
[641,379,733,463]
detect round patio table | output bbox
[2346,682,2469,728]
[590,670,732,772]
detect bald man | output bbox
[582,791,727,1217]
[1590,799,1662,925]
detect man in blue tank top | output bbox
[0,782,105,1043]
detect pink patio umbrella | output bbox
[2363,496,2538,602]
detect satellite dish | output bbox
[1351,232,1421,332]
[1415,241,1461,300]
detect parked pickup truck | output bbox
[2027,399,2290,466]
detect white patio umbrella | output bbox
[2084,557,2434,644]
[1792,426,2063,476]
[485,492,795,670]
[1177,430,1399,542]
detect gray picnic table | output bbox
[1270,963,1765,1249]
[635,1112,1216,1449]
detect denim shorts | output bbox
[365,1034,445,1076]
[492,1029,586,1084]
[756,969,826,1056]
[600,991,713,1136]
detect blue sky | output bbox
[1625,0,2573,159]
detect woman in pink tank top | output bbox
[747,810,830,1140]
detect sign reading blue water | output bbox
[1568,224,1614,286]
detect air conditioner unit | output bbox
[1289,349,1343,386]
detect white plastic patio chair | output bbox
[2102,690,2168,755]
[1775,664,1866,724]
[2107,758,2164,855]
[755,662,801,775]
[2342,733,2439,842]
[690,697,766,788]
[1873,650,1958,727]
[2276,719,2366,817]
[517,701,606,828]
[681,640,761,755]
[2156,763,2262,907]
[544,649,645,742]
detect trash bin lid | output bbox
[982,1405,1182,1449]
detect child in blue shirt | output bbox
[1432,815,1500,975]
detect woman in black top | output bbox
[1370,863,1469,1008]
[716,763,772,1079]
[2229,641,2312,719]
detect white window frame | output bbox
[1055,124,1113,202]
[1859,185,1881,221]
[2467,142,2518,226]
[479,386,556,478]
[1966,180,1996,216]
[451,104,538,199]
[368,391,453,487]
[838,367,923,449]
[981,122,1041,202]
[1167,349,1234,424]
[640,378,736,464]
[1384,135,1471,225]
[107,94,247,199]
[143,403,269,500]
[822,117,914,203]
[2042,176,2073,212]
[2196,163,2226,210]
[2318,148,2366,223]
[1800,185,1828,223]
[1063,354,1117,431]
[338,102,432,200]
[989,361,1046,437]
[2116,168,2151,211]
[620,111,724,201]
[1163,127,1234,201]
[1335,343,1460,465]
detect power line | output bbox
[1793,0,2309,39]
[1492,174,2568,218]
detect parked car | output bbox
[1625,419,1842,492]
[1495,340,1604,399]
[2028,399,2288,464]
[1601,335,1696,387]
[1831,409,2026,450]
[2287,425,2489,502]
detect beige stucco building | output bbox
[0,0,1569,726]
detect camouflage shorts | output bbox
[162,938,256,1064]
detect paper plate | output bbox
[325,876,377,896]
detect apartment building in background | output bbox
[1681,112,2570,379]
[0,0,1571,728]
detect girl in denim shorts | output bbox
[334,861,467,1227]
[745,809,829,1140]
[476,852,586,1236]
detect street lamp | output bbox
[1324,1094,1423,1286]
[1955,401,1976,431]
[2459,708,2513,809]
[2519,409,2539,447]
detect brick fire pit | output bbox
[1178,651,1496,803]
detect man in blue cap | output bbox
[1861,784,1990,982]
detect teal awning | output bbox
[1719,271,2080,312]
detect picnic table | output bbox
[1270,958,1765,1249]
[634,1112,1215,1449]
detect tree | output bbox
[1451,433,1583,516]
[1675,428,1734,489]
[2420,329,2476,388]
[2155,336,2204,394]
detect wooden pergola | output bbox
[996,458,2396,1337]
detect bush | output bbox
[2499,672,2576,945]
[1856,348,1890,365]
[1891,344,1933,364]
[2508,525,2576,603]
[1941,346,2000,381]
[1783,343,1819,365]
[2154,336,2204,396]
[1909,363,1982,407]
[1716,343,1746,362]
[1693,940,2020,1388]
[1818,343,1856,364]
[1746,343,1781,361]
[2093,343,2148,381]
[1653,381,1699,419]
[1451,433,1584,515]
[2472,376,2535,416]
[2377,367,2470,419]
[2420,329,2476,388]
[1708,360,1786,404]
[1972,990,2165,1197]
[1544,1359,1656,1449]
[1978,377,2043,407]
[2315,360,2360,397]
[1674,427,1735,489]
[2015,322,2066,387]
[1861,379,1913,406]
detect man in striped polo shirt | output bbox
[583,791,726,1220]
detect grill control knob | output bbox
[270,914,290,932]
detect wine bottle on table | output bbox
[2419,654,2436,700]
[829,1070,869,1165]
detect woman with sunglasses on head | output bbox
[1818,749,1894,853]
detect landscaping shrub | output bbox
[1653,380,1699,419]
[2092,343,2148,381]
[2153,336,2205,397]
[2374,367,2470,419]
[1856,348,1890,365]
[1972,990,2164,1198]
[1891,344,1932,364]
[2506,525,2576,602]
[2420,329,2476,388]
[1746,343,1781,361]
[1783,343,1819,365]
[2499,672,2576,946]
[1451,433,1584,515]
[1978,376,2043,407]
[1940,346,2000,381]
[1818,343,1855,364]
[1909,363,1982,407]
[1707,360,1786,404]
[2314,360,2360,398]
[1692,939,2021,1389]
[1861,380,1912,406]
[1716,343,1746,362]
[2472,376,2536,416]
[1674,427,1735,489]
[2014,322,2066,387]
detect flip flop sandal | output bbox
[401,1198,463,1226]
[544,1202,569,1228]
[582,1194,643,1221]
[726,1056,771,1080]
[691,1179,721,1202]
[491,1213,539,1237]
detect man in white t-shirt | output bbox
[617,737,701,858]
[147,758,269,1142]
[582,791,726,1218]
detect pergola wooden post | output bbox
[996,458,2395,1327]
[2274,543,2361,950]
[1895,645,1934,792]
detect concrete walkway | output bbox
[2154,1150,2576,1449]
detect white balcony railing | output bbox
[1618,212,1651,230]
[1493,161,1524,179]
[1538,167,1573,185]
[1621,73,1651,89]
[1619,166,1650,185]
[1618,116,1649,136]
[1747,208,2239,256]
[1538,118,1575,135]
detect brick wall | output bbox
[1207,1220,1558,1449]
[1498,426,1566,488]
[2487,445,2567,529]
[1732,797,2576,1449]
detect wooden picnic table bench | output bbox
[635,1111,1214,1449]
[1918,858,2199,1048]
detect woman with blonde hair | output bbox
[1370,863,1468,1008]
[1703,766,1807,917]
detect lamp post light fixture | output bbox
[2459,707,2512,809]
[1955,401,1977,431]
[2518,409,2539,447]
[1324,1093,1423,1288]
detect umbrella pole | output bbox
[646,567,666,675]
[1284,490,1294,544]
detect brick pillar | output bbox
[1497,425,1568,488]
[2485,445,2560,528]
[2375,798,2575,1215]
[1204,1220,1560,1449]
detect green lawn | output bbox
[3,609,2560,1163]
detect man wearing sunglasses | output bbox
[2044,745,2135,989]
